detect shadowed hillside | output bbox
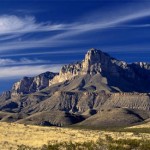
[0,48,150,127]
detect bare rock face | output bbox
[11,72,57,97]
[50,48,150,88]
[12,77,34,96]
[129,62,150,81]
[0,48,150,127]
[2,48,150,98]
[82,48,128,76]
[50,48,123,84]
[0,91,11,100]
[29,72,57,92]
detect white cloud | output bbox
[0,15,37,34]
[0,34,21,41]
[49,9,150,40]
[0,65,62,78]
[0,15,68,35]
[0,6,149,36]
[0,49,85,57]
[0,5,150,52]
[0,58,50,66]
[118,24,150,28]
[0,39,84,51]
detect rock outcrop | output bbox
[0,48,150,127]
[9,48,150,94]
[50,48,125,84]
[11,71,57,96]
[50,48,150,92]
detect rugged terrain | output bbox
[0,48,150,127]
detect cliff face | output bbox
[50,48,150,92]
[0,48,150,127]
[50,48,126,84]
[11,72,57,97]
[9,48,150,95]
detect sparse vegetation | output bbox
[0,122,150,150]
[17,136,150,150]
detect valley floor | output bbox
[0,122,150,150]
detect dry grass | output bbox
[0,122,150,150]
[127,122,150,129]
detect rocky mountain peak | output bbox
[4,48,150,97]
[82,48,114,74]
[1,48,150,128]
[84,48,110,65]
[11,71,57,97]
[51,48,117,84]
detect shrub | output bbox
[17,136,150,150]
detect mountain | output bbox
[0,48,150,128]
[51,48,150,92]
[1,71,57,99]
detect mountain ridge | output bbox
[2,48,150,96]
[0,48,150,127]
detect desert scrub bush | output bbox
[138,139,150,150]
[17,144,39,150]
[105,134,113,142]
[104,136,150,150]
[17,136,150,150]
[41,141,63,150]
[41,141,98,150]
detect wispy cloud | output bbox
[0,58,50,66]
[49,9,150,40]
[0,34,22,41]
[0,49,85,57]
[0,4,150,52]
[0,5,150,36]
[0,15,68,35]
[0,15,37,34]
[0,64,62,78]
[0,39,84,52]
[118,24,150,28]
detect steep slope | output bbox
[0,48,150,127]
[17,111,84,126]
[50,48,127,85]
[51,48,150,92]
[77,108,150,127]
[0,71,57,100]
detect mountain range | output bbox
[0,48,150,128]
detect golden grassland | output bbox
[128,122,150,129]
[0,122,150,150]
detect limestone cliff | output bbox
[3,48,150,96]
[50,48,150,90]
[50,48,124,84]
[0,48,150,127]
[11,71,57,96]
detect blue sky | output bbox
[0,0,150,92]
